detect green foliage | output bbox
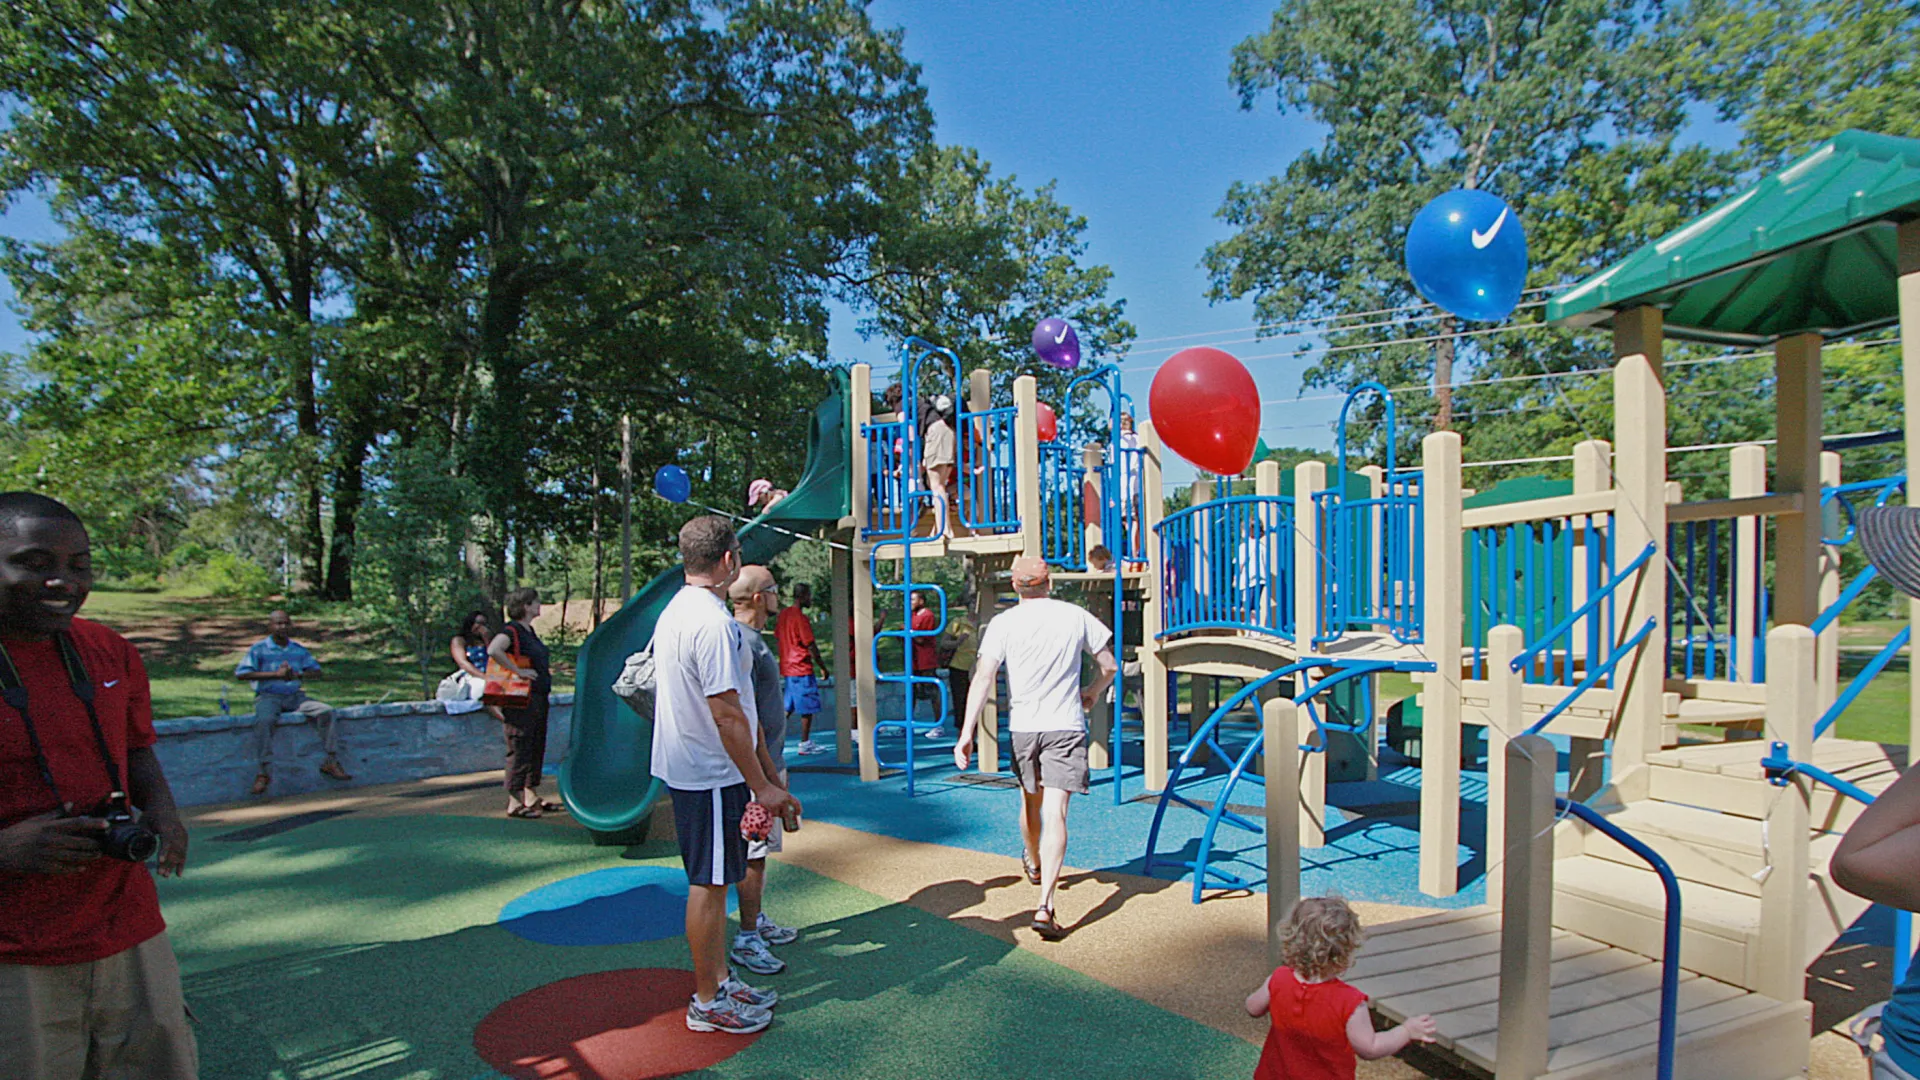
[356,442,485,698]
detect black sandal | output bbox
[507,804,543,819]
[1020,852,1041,886]
[1031,906,1066,941]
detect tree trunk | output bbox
[290,284,325,594]
[558,561,573,648]
[1434,330,1456,431]
[591,462,605,628]
[324,428,373,601]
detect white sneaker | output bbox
[720,968,780,1008]
[729,932,786,975]
[755,912,800,945]
[797,740,827,756]
[686,994,770,1033]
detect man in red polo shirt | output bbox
[0,492,196,1078]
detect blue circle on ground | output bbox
[499,867,735,946]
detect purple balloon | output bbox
[1031,318,1081,370]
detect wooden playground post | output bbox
[969,368,992,529]
[1757,624,1815,1003]
[1419,432,1463,898]
[1189,477,1215,767]
[1294,461,1327,846]
[1484,624,1524,910]
[1084,443,1113,772]
[850,363,880,781]
[1611,324,1666,800]
[1141,420,1170,792]
[1774,333,1824,627]
[1014,375,1042,559]
[1732,444,1767,687]
[1900,218,1920,750]
[1294,462,1325,655]
[972,565,1000,774]
[831,538,854,764]
[1262,679,1302,972]
[1495,732,1556,1080]
[1569,439,1611,801]
[1082,444,1105,555]
[1816,451,1841,710]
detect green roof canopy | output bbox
[1547,130,1920,345]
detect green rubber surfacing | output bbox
[162,814,1257,1079]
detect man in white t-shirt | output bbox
[953,555,1117,940]
[652,516,801,1035]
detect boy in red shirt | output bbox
[908,591,944,737]
[775,583,828,755]
[1245,896,1436,1079]
[0,492,196,1077]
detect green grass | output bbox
[81,588,581,720]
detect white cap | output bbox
[933,394,953,413]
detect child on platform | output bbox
[1246,896,1437,1079]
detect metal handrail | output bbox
[1811,564,1879,636]
[1820,474,1906,546]
[1511,542,1657,674]
[1556,799,1680,1080]
[1519,617,1659,738]
[1814,624,1910,740]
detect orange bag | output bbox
[481,626,533,710]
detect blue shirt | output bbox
[236,638,322,697]
[1887,958,1920,1075]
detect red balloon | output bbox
[1036,401,1059,442]
[1149,347,1261,475]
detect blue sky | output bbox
[0,3,1359,481]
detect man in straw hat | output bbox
[954,555,1118,940]
[1831,504,1920,1078]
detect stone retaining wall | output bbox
[154,694,574,806]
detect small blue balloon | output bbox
[1404,189,1528,322]
[652,464,691,504]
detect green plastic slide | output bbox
[560,372,852,843]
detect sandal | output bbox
[507,804,543,820]
[1031,906,1066,941]
[1020,852,1041,886]
[538,800,567,813]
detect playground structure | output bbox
[556,130,1920,1079]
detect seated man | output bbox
[236,610,350,795]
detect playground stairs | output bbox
[1352,909,1810,1080]
[1542,738,1905,994]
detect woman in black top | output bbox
[490,587,560,818]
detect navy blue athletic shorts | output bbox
[669,783,750,887]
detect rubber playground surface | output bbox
[162,726,1888,1079]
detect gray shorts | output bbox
[1010,729,1089,794]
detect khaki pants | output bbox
[252,691,337,768]
[0,932,198,1080]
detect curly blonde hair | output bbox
[1280,896,1365,980]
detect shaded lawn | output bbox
[83,589,580,719]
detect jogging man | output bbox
[953,555,1117,939]
[0,492,197,1077]
[774,583,827,756]
[727,565,801,976]
[652,516,800,1035]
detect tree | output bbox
[842,144,1135,409]
[1205,0,1738,449]
[358,441,484,700]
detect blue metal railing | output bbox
[1155,495,1294,639]
[1040,440,1088,569]
[1761,743,1915,982]
[1142,657,1434,904]
[863,418,911,537]
[1510,542,1655,674]
[1556,799,1681,1080]
[1469,515,1614,684]
[1112,443,1149,563]
[1315,383,1422,645]
[1814,624,1911,740]
[1821,475,1907,546]
[958,404,1020,533]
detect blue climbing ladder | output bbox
[861,337,958,796]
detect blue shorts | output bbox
[783,674,822,717]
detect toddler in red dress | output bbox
[1246,897,1438,1079]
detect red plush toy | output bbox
[740,801,773,842]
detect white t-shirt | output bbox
[975,597,1113,733]
[651,585,757,788]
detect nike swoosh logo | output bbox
[103,679,121,688]
[1471,208,1508,249]
[1054,326,1070,344]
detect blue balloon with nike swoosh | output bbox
[1404,189,1528,321]
[1030,317,1081,370]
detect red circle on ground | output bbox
[473,968,762,1079]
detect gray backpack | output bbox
[612,644,656,718]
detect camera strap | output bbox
[0,633,128,809]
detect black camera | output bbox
[85,798,160,863]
